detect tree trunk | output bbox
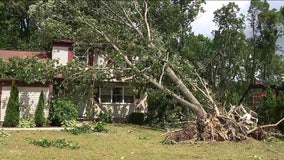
[165,66,207,118]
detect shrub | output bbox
[127,112,145,125]
[61,119,77,127]
[48,98,78,126]
[145,90,192,128]
[93,121,108,132]
[97,112,112,123]
[258,89,284,134]
[258,87,277,124]
[276,91,284,134]
[34,91,46,127]
[17,118,36,128]
[3,80,20,127]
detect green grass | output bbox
[0,124,284,160]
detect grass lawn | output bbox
[0,124,284,160]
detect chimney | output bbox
[51,40,74,65]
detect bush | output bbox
[3,80,20,127]
[276,91,284,134]
[97,112,112,123]
[34,91,46,127]
[127,112,145,125]
[48,98,78,126]
[145,90,191,128]
[258,87,277,124]
[17,118,36,128]
[93,121,108,132]
[258,89,284,134]
[61,119,77,127]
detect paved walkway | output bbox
[0,127,65,131]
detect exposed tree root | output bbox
[164,105,284,143]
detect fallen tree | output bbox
[30,0,284,142]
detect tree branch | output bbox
[144,1,151,42]
[133,0,144,20]
[119,1,143,37]
[247,117,284,134]
[194,72,220,116]
[159,53,169,84]
[94,27,206,118]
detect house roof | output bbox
[0,50,49,61]
[52,39,74,47]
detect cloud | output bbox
[191,1,250,38]
[191,1,284,54]
[192,1,283,37]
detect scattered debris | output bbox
[164,105,284,143]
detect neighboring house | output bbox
[0,40,147,124]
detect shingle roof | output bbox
[0,50,49,61]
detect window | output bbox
[99,87,134,104]
[100,88,111,103]
[124,88,134,103]
[113,88,123,103]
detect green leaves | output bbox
[211,2,246,104]
[0,130,10,138]
[0,56,57,84]
[247,0,282,82]
[64,122,108,135]
[48,98,78,126]
[27,138,80,149]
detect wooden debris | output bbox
[163,105,284,143]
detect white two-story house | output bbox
[0,40,147,124]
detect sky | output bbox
[191,0,284,38]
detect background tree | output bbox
[149,0,204,54]
[0,0,42,50]
[247,0,282,83]
[34,90,46,127]
[210,2,246,105]
[3,80,20,127]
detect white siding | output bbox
[0,86,49,121]
[52,46,69,65]
[93,104,136,119]
[94,54,106,66]
[0,87,10,122]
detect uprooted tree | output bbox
[29,0,284,141]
